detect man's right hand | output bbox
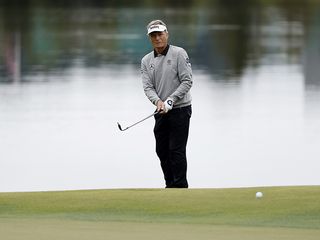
[156,100,166,114]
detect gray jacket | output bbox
[141,45,192,108]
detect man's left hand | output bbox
[164,98,173,113]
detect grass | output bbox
[0,186,320,239]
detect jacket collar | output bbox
[153,44,170,57]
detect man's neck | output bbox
[155,47,166,54]
[154,45,169,57]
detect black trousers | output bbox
[154,105,192,188]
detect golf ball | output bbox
[256,191,263,199]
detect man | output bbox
[141,20,193,188]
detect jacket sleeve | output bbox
[141,59,160,105]
[169,48,193,103]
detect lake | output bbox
[1,1,320,192]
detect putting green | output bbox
[1,186,319,239]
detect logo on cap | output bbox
[150,25,160,30]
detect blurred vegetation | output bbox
[0,0,319,82]
[0,0,318,7]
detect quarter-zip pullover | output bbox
[141,45,192,108]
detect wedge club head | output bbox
[117,122,127,131]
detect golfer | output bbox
[141,20,193,188]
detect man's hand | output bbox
[156,100,165,113]
[164,98,173,112]
[156,98,173,114]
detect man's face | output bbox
[149,31,169,49]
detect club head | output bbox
[117,122,123,131]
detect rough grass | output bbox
[0,186,320,229]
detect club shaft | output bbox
[124,111,157,130]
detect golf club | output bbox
[117,111,158,131]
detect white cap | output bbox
[147,24,167,35]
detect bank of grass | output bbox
[0,186,319,229]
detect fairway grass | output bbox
[1,218,320,240]
[1,186,320,239]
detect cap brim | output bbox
[147,25,167,35]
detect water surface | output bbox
[1,1,320,191]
